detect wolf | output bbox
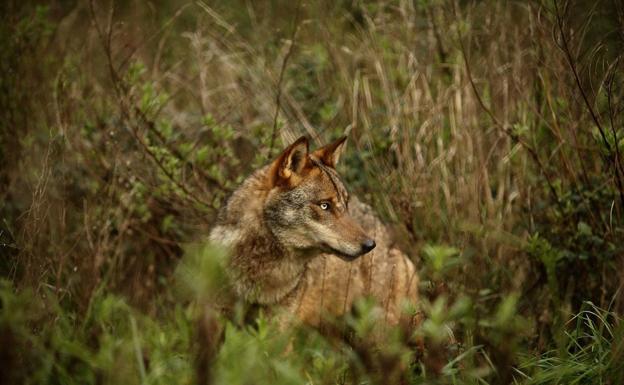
[209,136,419,329]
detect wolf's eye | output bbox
[319,202,331,210]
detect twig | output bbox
[133,106,229,192]
[553,0,624,208]
[606,56,624,209]
[89,0,123,97]
[89,0,226,210]
[553,0,608,149]
[453,1,563,210]
[126,119,216,210]
[425,4,451,78]
[268,0,303,158]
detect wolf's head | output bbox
[263,136,375,261]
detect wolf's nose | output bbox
[361,239,376,253]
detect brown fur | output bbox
[209,136,419,329]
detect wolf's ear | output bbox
[312,136,347,168]
[270,136,309,186]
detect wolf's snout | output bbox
[360,239,376,254]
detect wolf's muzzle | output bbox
[361,239,376,253]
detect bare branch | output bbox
[268,0,303,158]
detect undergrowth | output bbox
[1,0,623,384]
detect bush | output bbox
[1,0,623,384]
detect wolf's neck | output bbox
[229,224,308,304]
[209,167,312,305]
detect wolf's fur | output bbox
[209,136,419,328]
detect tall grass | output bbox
[1,0,623,384]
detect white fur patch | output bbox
[282,207,297,222]
[209,225,241,248]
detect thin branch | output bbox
[268,0,303,158]
[133,106,229,192]
[553,0,609,151]
[89,0,218,210]
[554,0,624,208]
[606,57,624,208]
[425,4,451,78]
[126,118,216,210]
[453,1,563,210]
[89,0,123,97]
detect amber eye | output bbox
[319,202,331,210]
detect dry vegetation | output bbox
[1,0,624,384]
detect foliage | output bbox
[1,0,624,384]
